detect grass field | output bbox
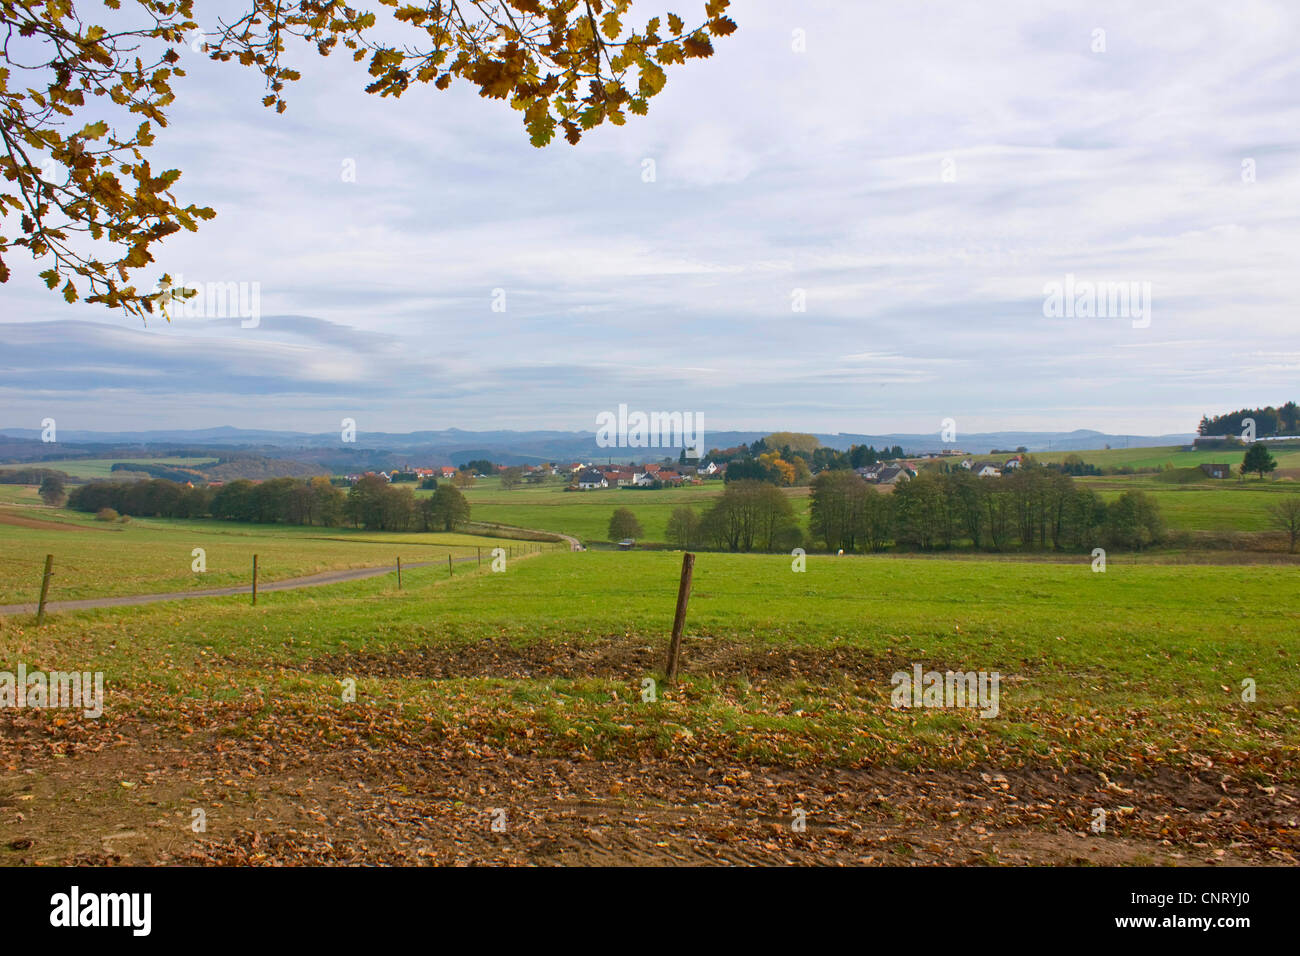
[0,457,218,479]
[1033,443,1300,472]
[0,498,541,603]
[1080,476,1299,532]
[457,478,733,542]
[2,548,1296,865]
[456,477,814,544]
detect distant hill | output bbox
[0,425,1197,470]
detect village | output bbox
[335,451,1032,491]
[323,450,1042,492]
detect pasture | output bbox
[0,495,538,604]
[1,548,1296,865]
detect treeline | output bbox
[67,475,470,532]
[807,468,1162,552]
[663,468,1164,554]
[69,479,213,518]
[110,462,205,482]
[0,467,70,484]
[1199,402,1299,437]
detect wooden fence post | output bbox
[251,554,259,605]
[397,556,402,589]
[477,546,481,566]
[664,552,695,683]
[36,553,54,625]
[448,553,453,576]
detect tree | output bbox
[310,476,344,526]
[757,451,795,485]
[38,474,66,506]
[809,469,866,551]
[893,472,947,550]
[451,470,477,489]
[1,1,736,318]
[665,505,699,549]
[1242,444,1277,479]
[1268,495,1300,553]
[699,480,794,552]
[724,458,779,484]
[429,484,470,531]
[608,507,643,541]
[344,475,389,529]
[500,466,524,490]
[1104,490,1164,551]
[855,485,893,552]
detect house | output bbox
[1200,462,1232,479]
[576,469,608,490]
[700,461,721,476]
[1003,456,1023,470]
[876,465,910,485]
[642,463,662,475]
[633,472,657,487]
[976,463,1001,478]
[440,466,457,478]
[959,459,974,470]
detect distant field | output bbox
[0,457,218,479]
[1080,476,1299,532]
[1032,443,1300,472]
[455,478,737,543]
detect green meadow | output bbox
[1033,443,1300,473]
[5,550,1296,778]
[0,503,536,604]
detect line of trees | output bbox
[66,476,470,532]
[1199,402,1299,437]
[807,467,1164,553]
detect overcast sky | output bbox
[3,0,1298,437]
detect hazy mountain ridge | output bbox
[0,426,1198,471]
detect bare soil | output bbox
[1,708,1294,867]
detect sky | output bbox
[2,0,1299,438]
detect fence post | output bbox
[252,554,259,606]
[664,552,696,683]
[477,547,481,567]
[397,556,402,589]
[36,554,54,625]
[448,553,453,576]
